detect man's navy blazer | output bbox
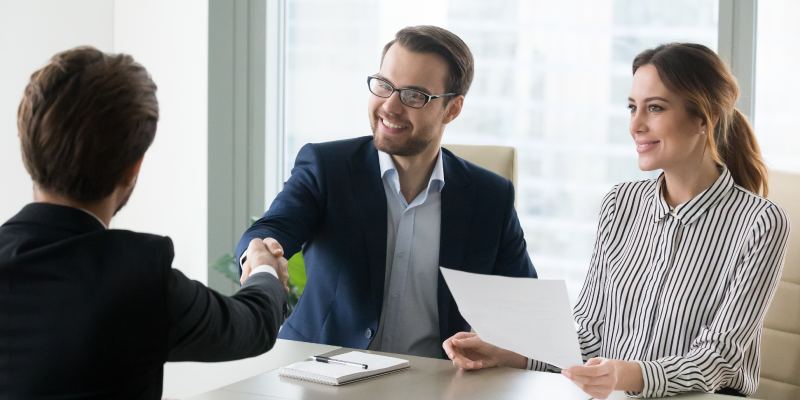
[237,136,536,356]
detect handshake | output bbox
[241,237,290,292]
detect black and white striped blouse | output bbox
[530,165,791,398]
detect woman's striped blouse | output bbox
[530,165,791,398]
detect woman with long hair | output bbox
[442,43,791,399]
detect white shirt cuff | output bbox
[250,264,278,280]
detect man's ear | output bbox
[121,156,144,188]
[442,95,464,125]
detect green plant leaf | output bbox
[287,252,306,295]
[210,253,239,285]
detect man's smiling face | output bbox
[369,43,452,157]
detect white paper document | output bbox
[440,267,583,369]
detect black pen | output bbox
[311,355,368,369]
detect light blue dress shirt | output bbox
[366,149,444,358]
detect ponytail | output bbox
[714,109,768,197]
[633,43,769,197]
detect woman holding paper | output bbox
[443,43,790,399]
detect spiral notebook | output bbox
[278,351,409,386]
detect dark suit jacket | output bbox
[236,136,536,356]
[0,203,288,399]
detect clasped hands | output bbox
[240,237,290,292]
[443,332,642,399]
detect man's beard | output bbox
[370,116,434,157]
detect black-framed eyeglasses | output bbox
[367,76,456,109]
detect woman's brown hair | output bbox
[632,43,768,196]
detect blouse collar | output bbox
[651,164,734,225]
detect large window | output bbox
[755,0,800,173]
[283,0,719,303]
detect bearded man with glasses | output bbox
[237,25,537,359]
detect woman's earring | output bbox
[702,130,706,134]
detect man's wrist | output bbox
[249,264,278,280]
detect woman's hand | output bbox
[442,332,527,370]
[561,358,643,399]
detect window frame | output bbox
[208,0,760,293]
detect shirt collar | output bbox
[79,208,109,230]
[378,148,445,195]
[651,164,734,225]
[5,203,107,234]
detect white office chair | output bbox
[754,170,800,400]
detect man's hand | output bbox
[273,252,290,293]
[442,332,527,370]
[241,238,290,292]
[259,238,290,292]
[561,358,643,399]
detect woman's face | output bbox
[628,64,707,172]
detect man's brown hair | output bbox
[18,46,158,202]
[381,25,475,102]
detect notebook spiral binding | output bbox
[278,367,339,386]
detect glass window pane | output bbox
[755,0,800,173]
[284,0,718,304]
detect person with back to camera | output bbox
[442,43,791,399]
[0,46,291,399]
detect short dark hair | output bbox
[17,46,158,202]
[381,25,474,100]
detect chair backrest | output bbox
[444,143,518,334]
[754,170,800,400]
[442,144,518,187]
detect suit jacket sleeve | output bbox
[235,143,326,276]
[492,180,537,278]
[167,268,288,362]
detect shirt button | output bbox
[386,336,393,342]
[397,252,405,258]
[393,294,399,299]
[365,328,373,339]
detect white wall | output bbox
[111,0,209,284]
[0,0,209,284]
[0,0,114,224]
